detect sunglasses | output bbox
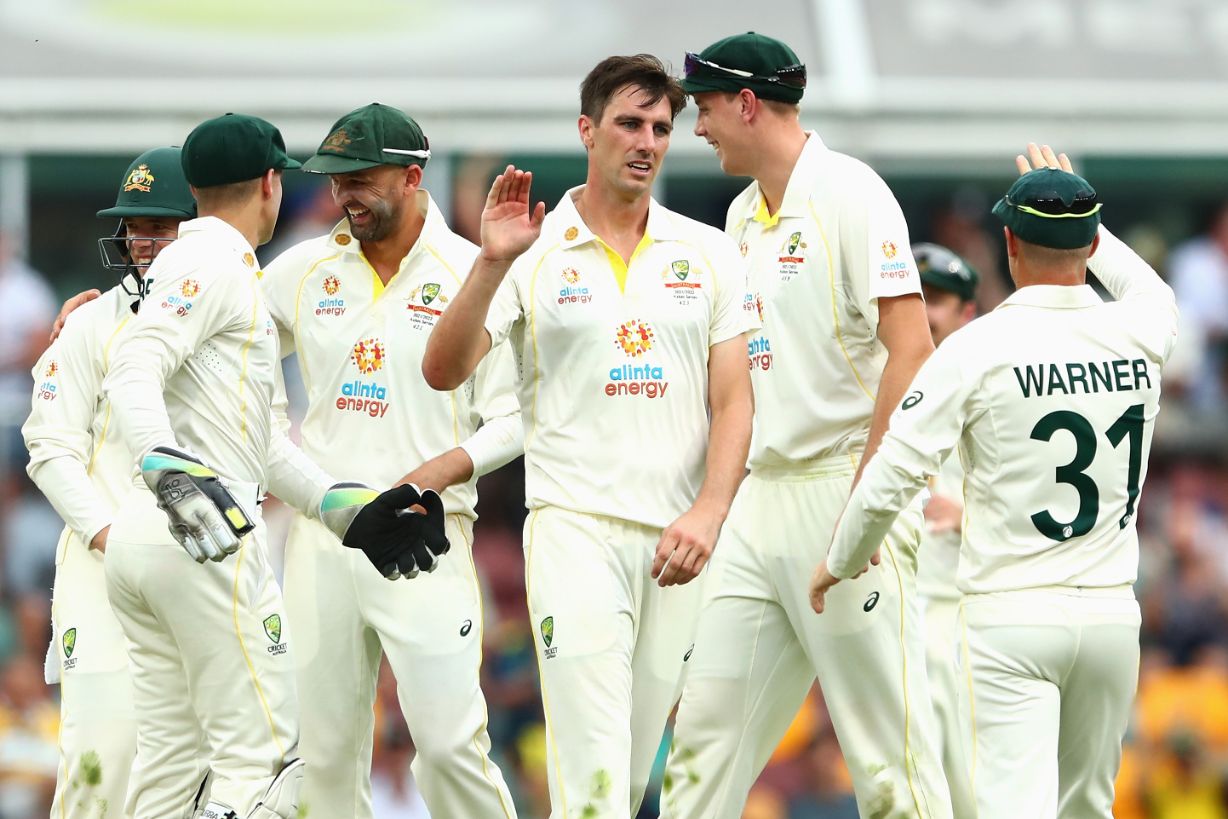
[1006,192,1100,219]
[684,52,807,90]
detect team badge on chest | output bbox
[407,282,448,329]
[777,231,806,281]
[662,258,702,304]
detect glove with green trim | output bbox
[320,482,450,580]
[140,445,255,563]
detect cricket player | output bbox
[662,32,951,819]
[422,54,756,818]
[913,242,980,819]
[811,144,1179,818]
[23,145,195,819]
[261,102,520,818]
[100,113,447,819]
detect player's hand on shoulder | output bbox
[141,445,255,564]
[652,504,725,587]
[1015,142,1075,176]
[479,164,547,264]
[321,482,450,580]
[49,289,102,343]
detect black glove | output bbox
[321,483,450,580]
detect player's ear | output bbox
[261,169,278,200]
[1003,226,1018,260]
[404,164,423,193]
[578,114,595,151]
[1088,231,1101,259]
[738,89,756,122]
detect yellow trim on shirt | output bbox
[753,194,781,228]
[810,201,875,401]
[525,246,560,454]
[597,231,653,293]
[426,244,466,288]
[235,275,262,443]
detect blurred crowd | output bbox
[0,169,1224,818]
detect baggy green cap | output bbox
[914,243,979,302]
[181,113,301,188]
[992,168,1102,250]
[97,146,196,219]
[302,103,432,175]
[682,32,806,103]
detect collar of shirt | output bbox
[550,185,684,249]
[998,283,1102,310]
[735,131,829,228]
[177,216,260,268]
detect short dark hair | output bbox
[580,54,687,124]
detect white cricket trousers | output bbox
[922,596,976,819]
[524,506,704,819]
[960,587,1140,819]
[662,459,952,819]
[105,486,298,818]
[282,513,516,819]
[50,528,137,819]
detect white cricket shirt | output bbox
[729,132,921,469]
[262,191,522,519]
[828,228,1179,594]
[485,187,756,529]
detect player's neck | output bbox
[574,183,650,260]
[361,208,425,285]
[199,205,262,253]
[754,124,808,217]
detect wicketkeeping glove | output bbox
[319,482,450,580]
[140,446,255,563]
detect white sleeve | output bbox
[706,232,759,345]
[827,341,978,578]
[21,312,112,545]
[1087,226,1179,365]
[484,265,526,349]
[460,339,524,477]
[102,260,242,464]
[840,171,921,315]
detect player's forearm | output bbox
[103,350,177,464]
[1088,226,1175,307]
[460,412,524,477]
[422,257,508,391]
[265,427,338,518]
[26,455,111,546]
[856,337,932,484]
[829,437,929,578]
[692,383,753,520]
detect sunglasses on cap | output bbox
[1005,191,1101,219]
[684,52,807,89]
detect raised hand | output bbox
[479,165,547,263]
[1015,142,1075,176]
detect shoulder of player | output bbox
[725,182,761,227]
[813,149,898,208]
[420,230,479,285]
[263,233,338,280]
[656,206,740,258]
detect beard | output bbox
[347,197,401,243]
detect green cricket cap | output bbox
[181,113,301,188]
[302,103,432,174]
[682,32,806,104]
[992,168,1102,250]
[97,146,196,219]
[914,242,979,302]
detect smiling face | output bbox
[692,90,752,176]
[329,164,419,243]
[580,84,674,202]
[122,216,182,269]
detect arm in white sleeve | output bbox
[102,262,239,462]
[460,338,524,477]
[263,364,336,517]
[827,340,977,579]
[1087,226,1180,364]
[22,311,112,544]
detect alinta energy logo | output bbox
[878,238,910,280]
[161,278,200,317]
[337,338,390,418]
[607,320,669,398]
[558,266,592,306]
[318,275,346,317]
[36,360,58,402]
[748,333,773,371]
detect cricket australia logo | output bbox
[778,232,806,280]
[62,627,77,670]
[663,258,702,303]
[541,616,557,659]
[263,614,287,656]
[407,282,448,328]
[123,164,155,193]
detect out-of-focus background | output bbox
[2,1,1227,816]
